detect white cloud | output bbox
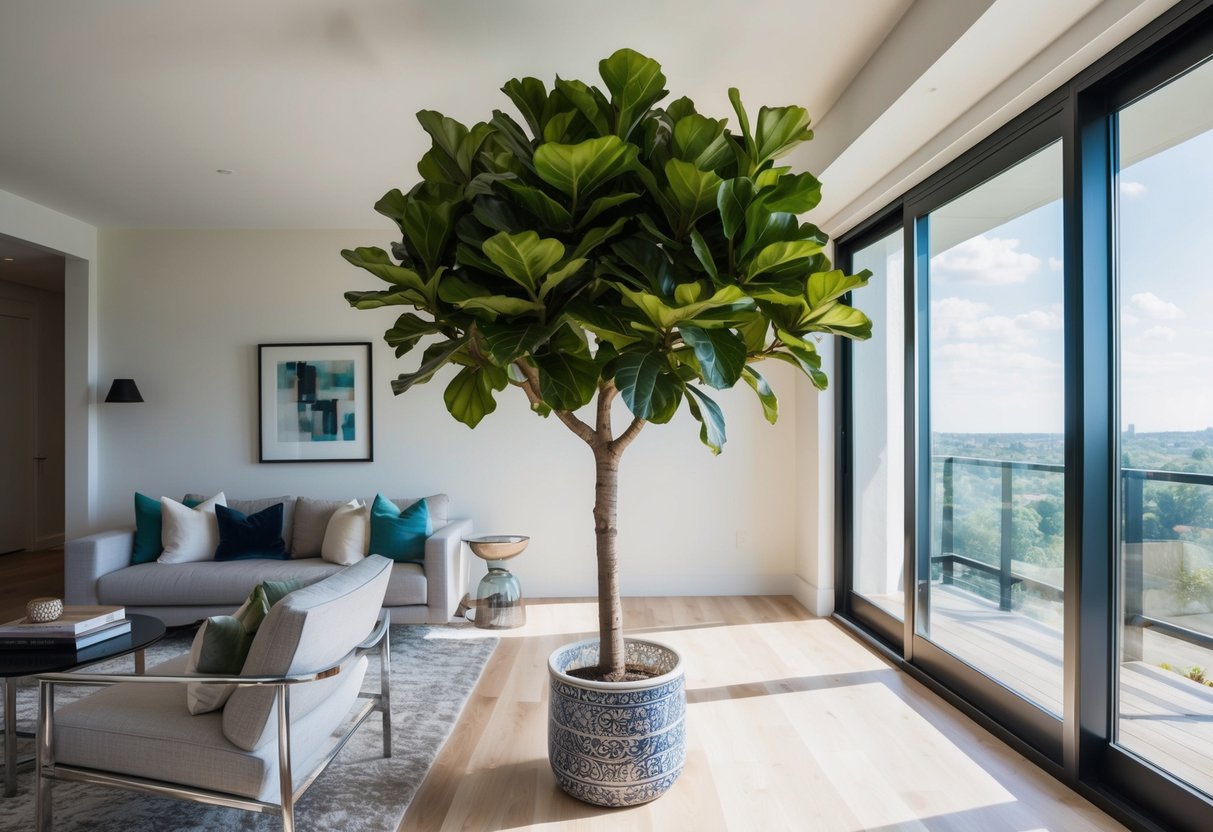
[1048,256,1063,272]
[931,236,1042,285]
[1143,325,1177,342]
[1130,291,1184,320]
[1120,180,1147,198]
[931,299,1062,347]
[1121,307,1141,327]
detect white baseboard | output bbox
[791,574,834,617]
[527,574,797,599]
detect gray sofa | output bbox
[64,494,471,626]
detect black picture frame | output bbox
[257,342,373,463]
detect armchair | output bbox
[35,555,395,832]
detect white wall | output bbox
[96,229,800,599]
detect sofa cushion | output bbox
[321,499,369,565]
[223,555,392,751]
[214,503,288,561]
[369,494,429,563]
[159,493,226,564]
[292,494,449,557]
[291,498,349,558]
[186,495,296,553]
[53,652,367,803]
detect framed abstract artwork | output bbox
[257,342,373,462]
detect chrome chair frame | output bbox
[35,615,392,832]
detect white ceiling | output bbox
[0,0,913,230]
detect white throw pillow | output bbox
[321,499,369,565]
[158,492,227,564]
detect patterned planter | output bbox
[547,638,686,807]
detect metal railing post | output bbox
[942,457,955,586]
[1000,464,1014,611]
[1123,473,1145,662]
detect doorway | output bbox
[0,234,66,554]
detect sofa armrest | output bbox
[65,529,135,605]
[424,519,472,624]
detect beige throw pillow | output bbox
[321,499,369,565]
[158,492,226,564]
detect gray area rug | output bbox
[2,624,497,831]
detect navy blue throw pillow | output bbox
[214,503,288,561]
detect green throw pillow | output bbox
[132,492,202,564]
[193,578,303,674]
[368,494,430,563]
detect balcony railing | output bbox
[933,455,1213,656]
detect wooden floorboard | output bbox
[0,547,64,622]
[401,596,1127,831]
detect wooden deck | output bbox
[917,585,1213,798]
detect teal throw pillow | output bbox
[132,492,202,564]
[214,503,288,561]
[368,494,430,563]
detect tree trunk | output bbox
[593,444,626,681]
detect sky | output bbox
[855,106,1213,438]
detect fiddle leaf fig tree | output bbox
[345,49,872,681]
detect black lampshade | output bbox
[104,378,144,403]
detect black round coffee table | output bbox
[1,613,166,797]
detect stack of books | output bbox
[0,605,130,649]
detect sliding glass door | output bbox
[1114,53,1213,801]
[839,225,906,642]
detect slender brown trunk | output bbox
[593,444,625,680]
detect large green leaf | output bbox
[689,228,719,281]
[401,197,456,276]
[501,77,549,139]
[615,350,679,422]
[754,105,813,166]
[488,110,536,168]
[391,337,468,395]
[598,48,667,140]
[801,303,874,339]
[619,284,747,329]
[444,364,507,428]
[728,88,755,168]
[341,248,428,294]
[416,110,471,182]
[478,320,556,365]
[570,217,630,260]
[664,158,722,227]
[534,351,599,411]
[578,192,639,228]
[533,136,638,205]
[539,258,588,301]
[679,325,746,389]
[807,269,871,308]
[755,171,822,215]
[344,288,424,310]
[384,313,442,358]
[554,77,611,137]
[685,385,726,454]
[672,114,732,171]
[746,240,825,279]
[773,328,828,389]
[439,275,544,318]
[738,211,798,262]
[717,177,754,241]
[481,231,566,295]
[741,365,778,424]
[498,181,572,228]
[565,299,646,349]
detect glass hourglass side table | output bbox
[464,535,529,630]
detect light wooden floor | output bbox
[401,596,1126,832]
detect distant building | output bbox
[1127,423,1136,438]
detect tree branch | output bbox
[610,416,646,455]
[514,360,597,446]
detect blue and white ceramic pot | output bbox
[547,638,686,807]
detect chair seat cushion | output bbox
[96,559,425,608]
[52,654,367,803]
